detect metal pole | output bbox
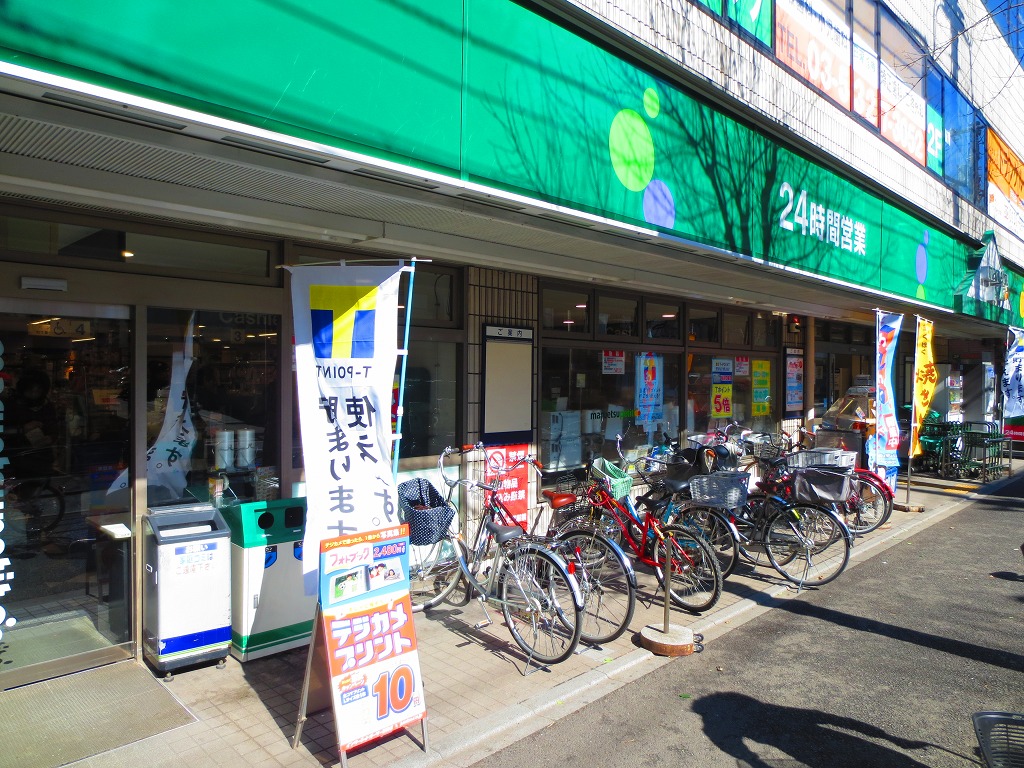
[392,260,418,479]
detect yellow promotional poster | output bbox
[911,318,936,456]
[711,383,733,418]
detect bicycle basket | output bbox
[785,449,837,468]
[790,467,853,505]
[397,478,457,546]
[592,457,633,500]
[689,471,750,509]
[745,438,785,459]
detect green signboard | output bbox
[0,0,975,315]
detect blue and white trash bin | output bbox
[142,503,231,675]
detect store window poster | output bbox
[635,353,664,424]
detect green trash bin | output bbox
[220,498,317,661]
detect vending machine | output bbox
[931,365,964,422]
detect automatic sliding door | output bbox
[1,304,132,689]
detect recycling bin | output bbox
[219,498,316,661]
[142,503,231,674]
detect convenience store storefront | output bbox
[1,0,1021,690]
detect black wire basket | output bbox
[397,478,457,546]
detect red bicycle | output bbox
[553,438,723,614]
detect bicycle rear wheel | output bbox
[652,524,723,613]
[681,507,739,579]
[409,531,466,612]
[501,547,582,665]
[766,506,850,586]
[843,473,893,535]
[557,528,635,645]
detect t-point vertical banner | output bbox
[288,264,404,590]
[873,311,904,490]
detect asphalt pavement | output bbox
[463,476,1024,768]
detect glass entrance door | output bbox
[1,304,132,688]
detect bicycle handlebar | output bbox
[438,443,544,494]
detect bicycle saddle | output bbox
[484,518,528,544]
[662,474,692,495]
[542,490,577,511]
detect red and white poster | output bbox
[484,444,530,529]
[602,350,625,375]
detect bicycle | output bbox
[400,445,586,667]
[3,474,66,534]
[747,431,894,536]
[465,445,637,645]
[627,449,745,580]
[554,437,723,614]
[727,453,854,587]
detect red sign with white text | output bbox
[484,444,531,529]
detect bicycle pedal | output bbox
[474,619,493,630]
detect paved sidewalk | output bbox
[66,470,1014,768]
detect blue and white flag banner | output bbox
[872,311,904,490]
[1001,326,1024,440]
[288,264,404,590]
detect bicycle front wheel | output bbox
[409,533,466,612]
[652,524,723,613]
[843,474,893,535]
[12,481,65,534]
[557,529,635,645]
[500,547,582,665]
[766,506,850,586]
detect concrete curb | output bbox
[388,473,1015,768]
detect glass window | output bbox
[398,264,460,328]
[0,212,273,280]
[852,0,879,125]
[879,8,927,163]
[829,323,850,343]
[688,306,719,344]
[646,300,682,341]
[539,347,680,474]
[148,307,282,507]
[723,310,750,347]
[926,64,945,176]
[686,354,776,435]
[943,79,986,206]
[751,312,780,347]
[397,340,459,459]
[597,295,639,338]
[542,287,591,335]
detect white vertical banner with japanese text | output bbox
[873,311,904,491]
[289,265,404,589]
[1001,326,1024,440]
